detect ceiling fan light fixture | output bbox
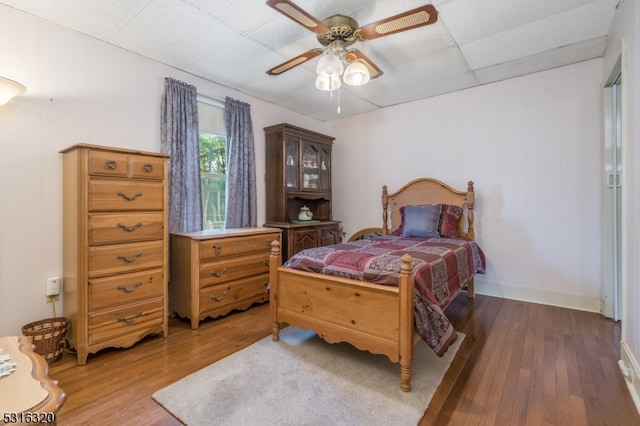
[343,61,370,86]
[315,74,341,91]
[266,2,440,108]
[316,53,343,77]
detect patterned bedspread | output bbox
[283,235,486,356]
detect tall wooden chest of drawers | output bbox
[60,144,169,365]
[169,228,281,329]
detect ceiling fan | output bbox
[265,0,439,88]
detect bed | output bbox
[268,178,485,391]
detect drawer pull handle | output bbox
[210,268,227,278]
[143,163,154,172]
[117,311,143,323]
[116,281,143,293]
[213,245,222,255]
[210,290,228,302]
[262,260,269,266]
[116,252,143,263]
[263,281,269,287]
[267,239,274,246]
[117,222,143,232]
[117,191,143,201]
[106,160,117,169]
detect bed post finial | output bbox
[382,185,389,234]
[467,181,475,240]
[270,239,281,257]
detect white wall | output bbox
[327,59,604,312]
[0,5,328,336]
[603,0,640,409]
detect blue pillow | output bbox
[402,204,441,238]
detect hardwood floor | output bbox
[48,295,639,425]
[423,294,640,425]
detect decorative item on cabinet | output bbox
[169,228,281,329]
[264,123,341,260]
[60,144,169,365]
[297,205,314,221]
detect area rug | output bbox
[152,327,463,426]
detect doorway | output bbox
[602,69,623,321]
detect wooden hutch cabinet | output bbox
[264,123,341,260]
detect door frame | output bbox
[602,40,628,328]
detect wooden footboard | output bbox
[269,240,417,391]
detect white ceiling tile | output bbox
[239,68,318,104]
[0,0,151,40]
[339,45,469,101]
[277,89,339,115]
[439,0,613,44]
[185,0,276,33]
[368,72,478,107]
[460,0,618,69]
[277,85,378,121]
[186,38,282,89]
[473,36,607,84]
[360,23,456,68]
[247,10,312,51]
[110,0,240,68]
[312,99,379,122]
[294,0,375,24]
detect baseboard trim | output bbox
[620,342,640,415]
[475,280,601,313]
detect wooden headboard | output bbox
[381,178,475,240]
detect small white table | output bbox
[0,336,66,425]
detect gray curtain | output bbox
[224,96,257,228]
[161,77,203,233]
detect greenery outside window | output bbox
[198,98,226,230]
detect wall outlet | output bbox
[46,277,61,302]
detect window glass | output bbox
[198,100,226,230]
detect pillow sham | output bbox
[438,204,463,238]
[393,203,463,238]
[401,204,441,238]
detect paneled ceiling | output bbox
[0,0,620,121]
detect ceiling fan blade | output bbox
[345,50,383,79]
[267,49,324,76]
[265,0,330,34]
[357,5,438,40]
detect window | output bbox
[198,98,226,230]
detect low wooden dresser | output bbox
[169,227,281,329]
[60,144,169,365]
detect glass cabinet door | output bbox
[285,138,299,189]
[320,146,331,191]
[302,143,319,190]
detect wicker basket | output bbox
[21,317,68,364]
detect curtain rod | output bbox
[197,94,225,109]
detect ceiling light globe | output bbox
[315,74,342,91]
[316,54,344,77]
[343,62,370,86]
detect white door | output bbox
[602,74,622,320]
